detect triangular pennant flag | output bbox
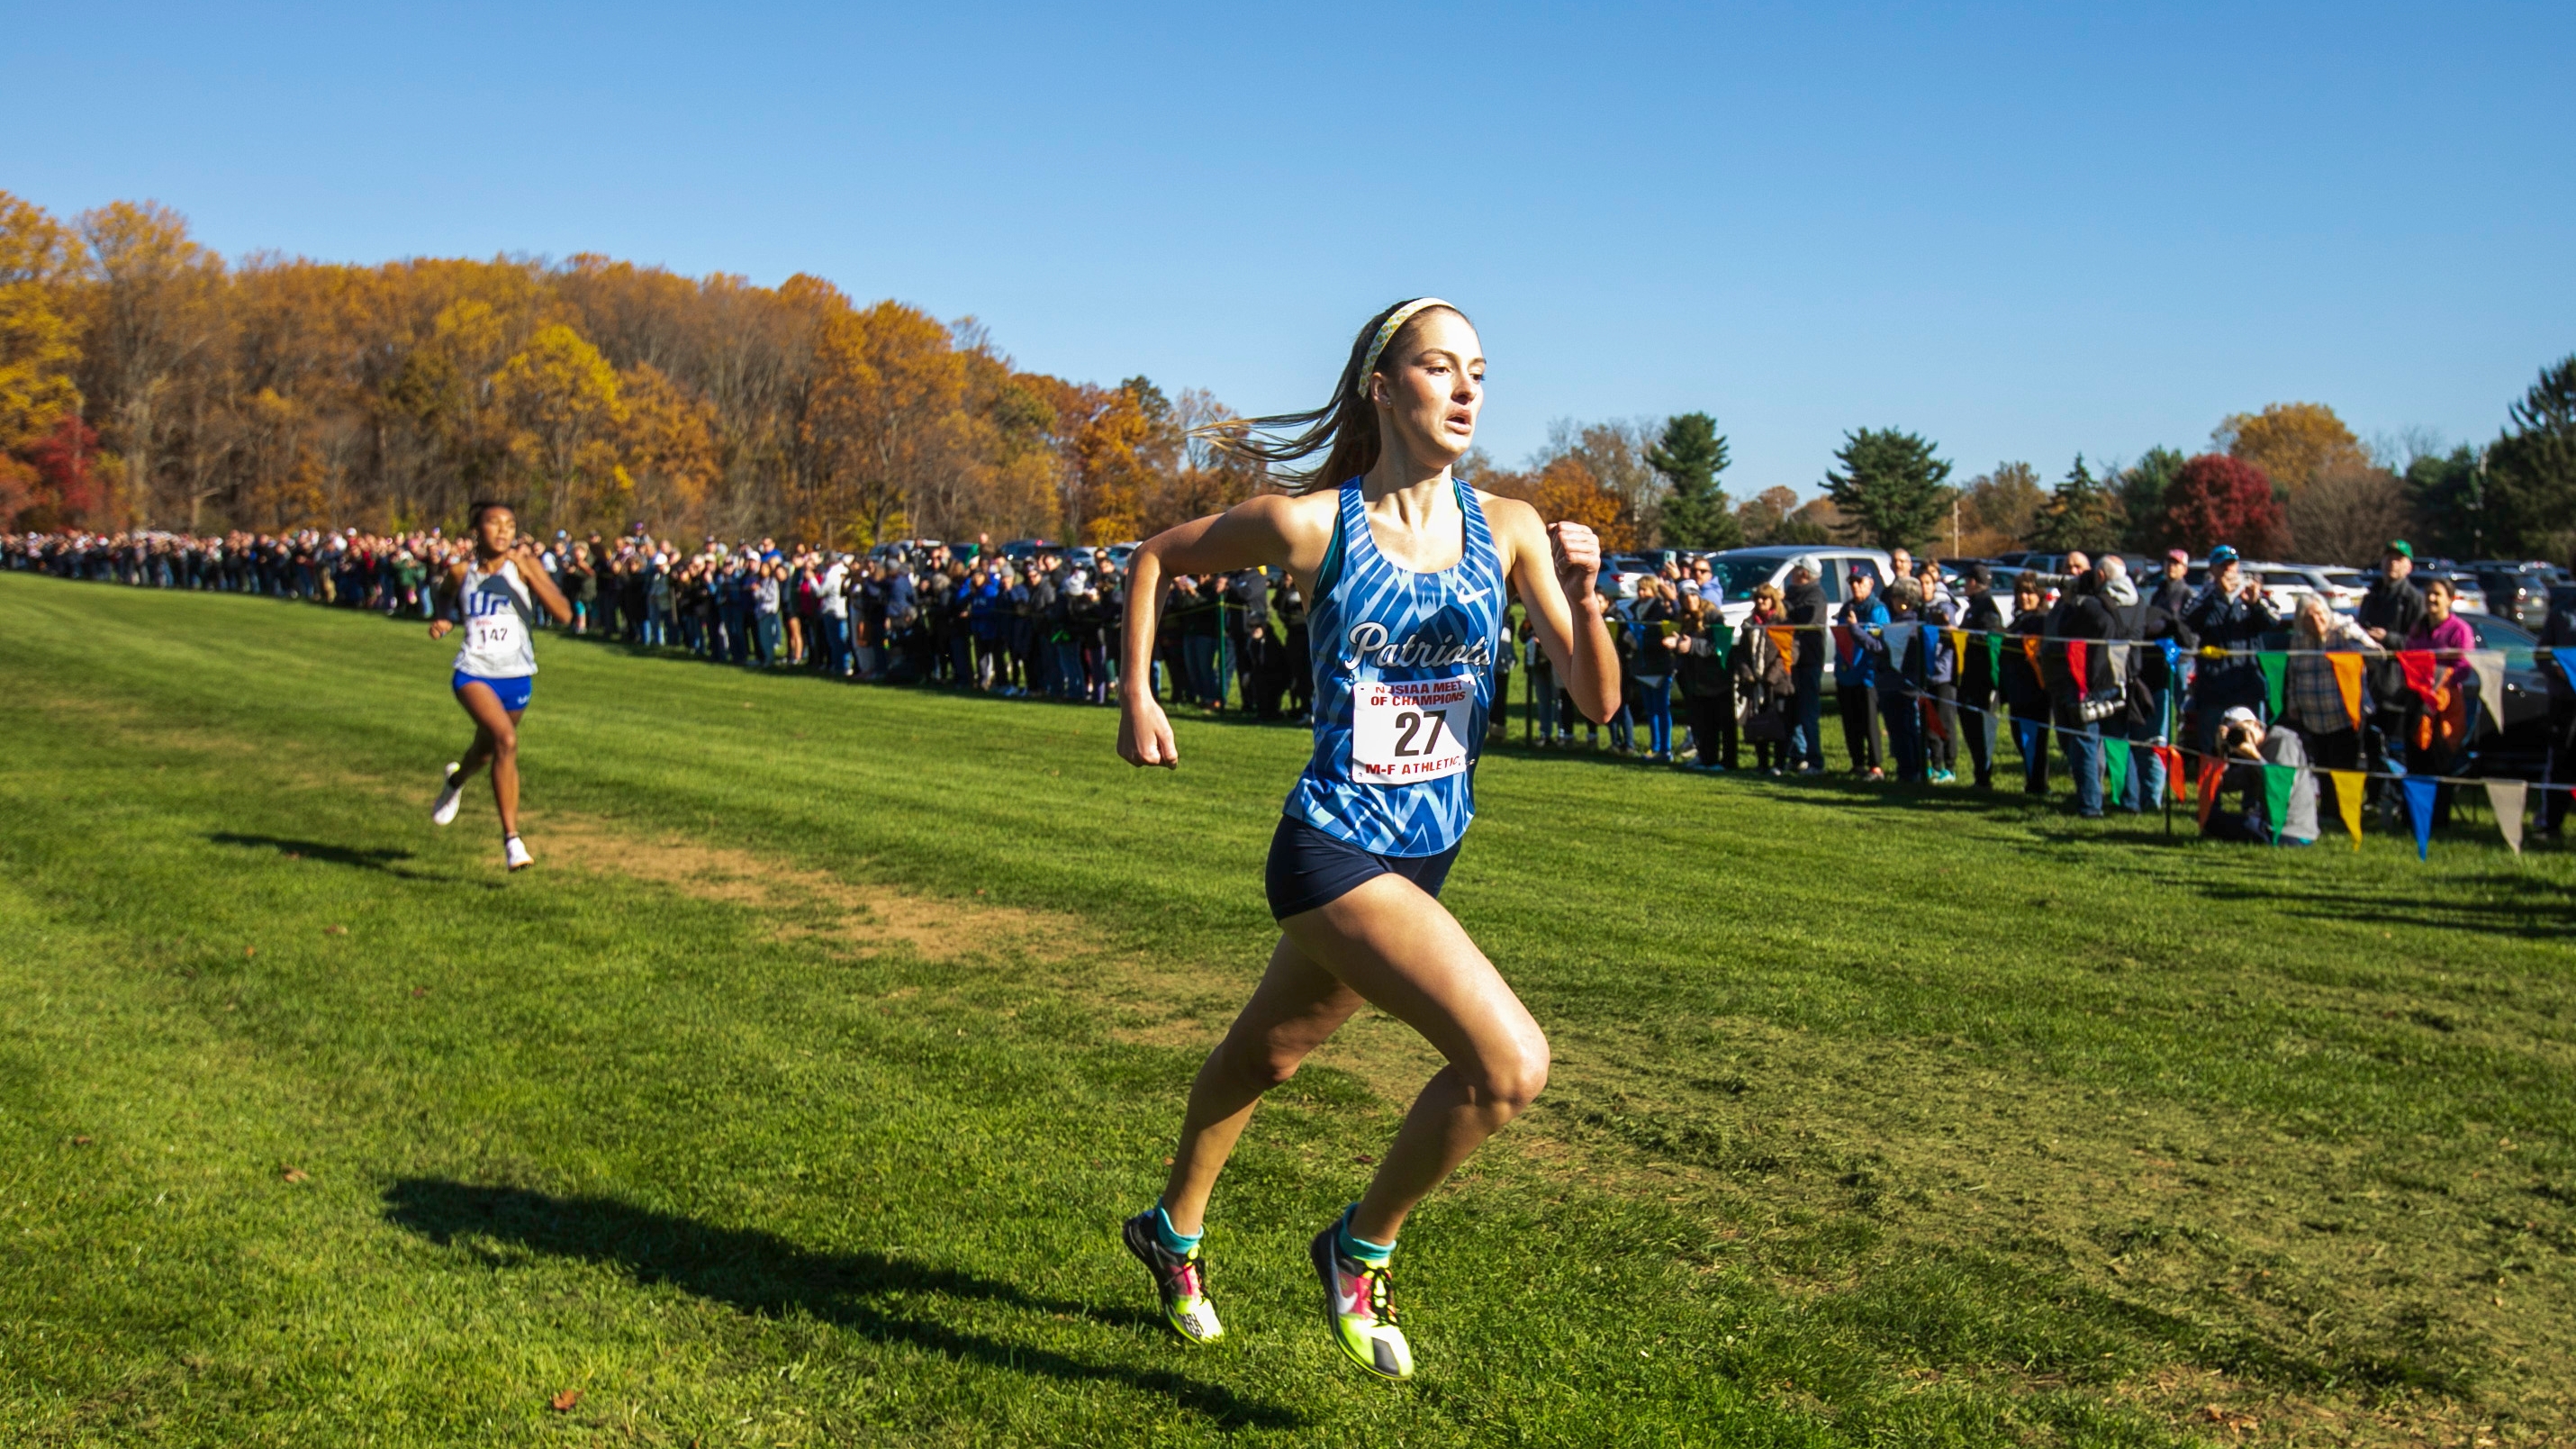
[1921,694,1948,741]
[2397,649,2438,706]
[2257,652,2288,720]
[2327,652,2364,730]
[2401,775,2438,860]
[2195,760,2228,829]
[2556,649,2576,695]
[2103,737,2131,807]
[2261,764,2297,843]
[1884,621,1921,673]
[2021,635,2043,675]
[2156,746,2183,804]
[1948,629,1966,670]
[2065,639,2089,695]
[1987,632,2004,680]
[2328,770,2364,849]
[2467,650,2506,735]
[1766,625,1795,666]
[1832,625,1856,666]
[2486,780,2526,857]
[2014,718,2044,762]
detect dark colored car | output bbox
[2463,563,2561,629]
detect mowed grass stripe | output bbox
[0,572,2568,1445]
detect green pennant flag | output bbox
[2257,652,2288,720]
[1985,632,2002,680]
[2103,737,2131,807]
[2262,763,2297,843]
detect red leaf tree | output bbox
[2160,452,2286,557]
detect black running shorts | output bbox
[1263,816,1462,921]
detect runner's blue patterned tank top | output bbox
[1280,478,1505,856]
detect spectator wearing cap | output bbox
[1835,567,1890,779]
[2357,540,2427,803]
[1784,557,1830,774]
[2183,544,2282,761]
[2202,706,2319,845]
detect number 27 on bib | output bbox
[1352,675,1472,783]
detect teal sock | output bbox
[1335,1207,1395,1267]
[1150,1204,1202,1257]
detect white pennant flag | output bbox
[2486,779,2526,857]
[2468,649,2507,732]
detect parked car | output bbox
[1595,551,1665,600]
[1700,546,1896,631]
[2463,562,2559,629]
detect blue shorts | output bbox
[1264,816,1461,920]
[453,672,533,713]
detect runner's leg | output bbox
[1278,874,1547,1245]
[453,682,527,839]
[1158,936,1365,1235]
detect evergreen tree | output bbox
[2402,446,2484,559]
[2483,354,2576,557]
[2024,454,2128,554]
[1822,427,1954,552]
[2116,447,2184,549]
[1645,412,1738,549]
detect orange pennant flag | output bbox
[2327,653,2364,730]
[2020,636,2042,674]
[1766,626,1796,664]
[2328,769,2364,849]
[2195,760,2228,829]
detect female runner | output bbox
[1116,300,1618,1381]
[427,502,574,870]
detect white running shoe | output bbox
[430,765,465,826]
[504,835,534,872]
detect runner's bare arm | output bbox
[1484,494,1618,722]
[426,560,469,640]
[1118,494,1331,768]
[511,543,576,624]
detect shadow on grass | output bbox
[380,1178,1299,1431]
[208,832,430,877]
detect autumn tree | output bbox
[76,200,227,528]
[2023,454,2126,554]
[1646,412,1737,549]
[2215,402,2367,495]
[1731,485,1802,545]
[1527,454,1635,549]
[491,323,630,533]
[1823,427,1953,552]
[0,193,84,454]
[2482,354,2576,558]
[2284,460,2409,566]
[2160,453,2285,557]
[1957,461,2042,556]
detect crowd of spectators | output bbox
[11,525,2571,847]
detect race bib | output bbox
[466,609,520,655]
[1351,675,1473,784]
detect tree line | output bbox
[4,191,2566,565]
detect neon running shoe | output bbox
[430,764,465,826]
[1310,1216,1413,1381]
[1121,1210,1223,1344]
[504,835,534,872]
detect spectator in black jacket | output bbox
[2183,545,2282,760]
[2003,575,2052,793]
[1784,558,1829,774]
[2046,566,2120,818]
[2357,541,2428,804]
[1957,564,2004,788]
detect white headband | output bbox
[1355,298,1454,398]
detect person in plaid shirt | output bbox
[2284,594,2379,825]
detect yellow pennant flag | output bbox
[1947,629,1966,666]
[2327,653,2364,730]
[2329,770,2364,849]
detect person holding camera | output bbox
[2203,706,2319,846]
[2044,564,2120,817]
[2184,544,2282,760]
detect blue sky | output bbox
[12,3,2571,498]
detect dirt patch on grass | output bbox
[538,817,1447,1104]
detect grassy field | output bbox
[1,572,2570,1448]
